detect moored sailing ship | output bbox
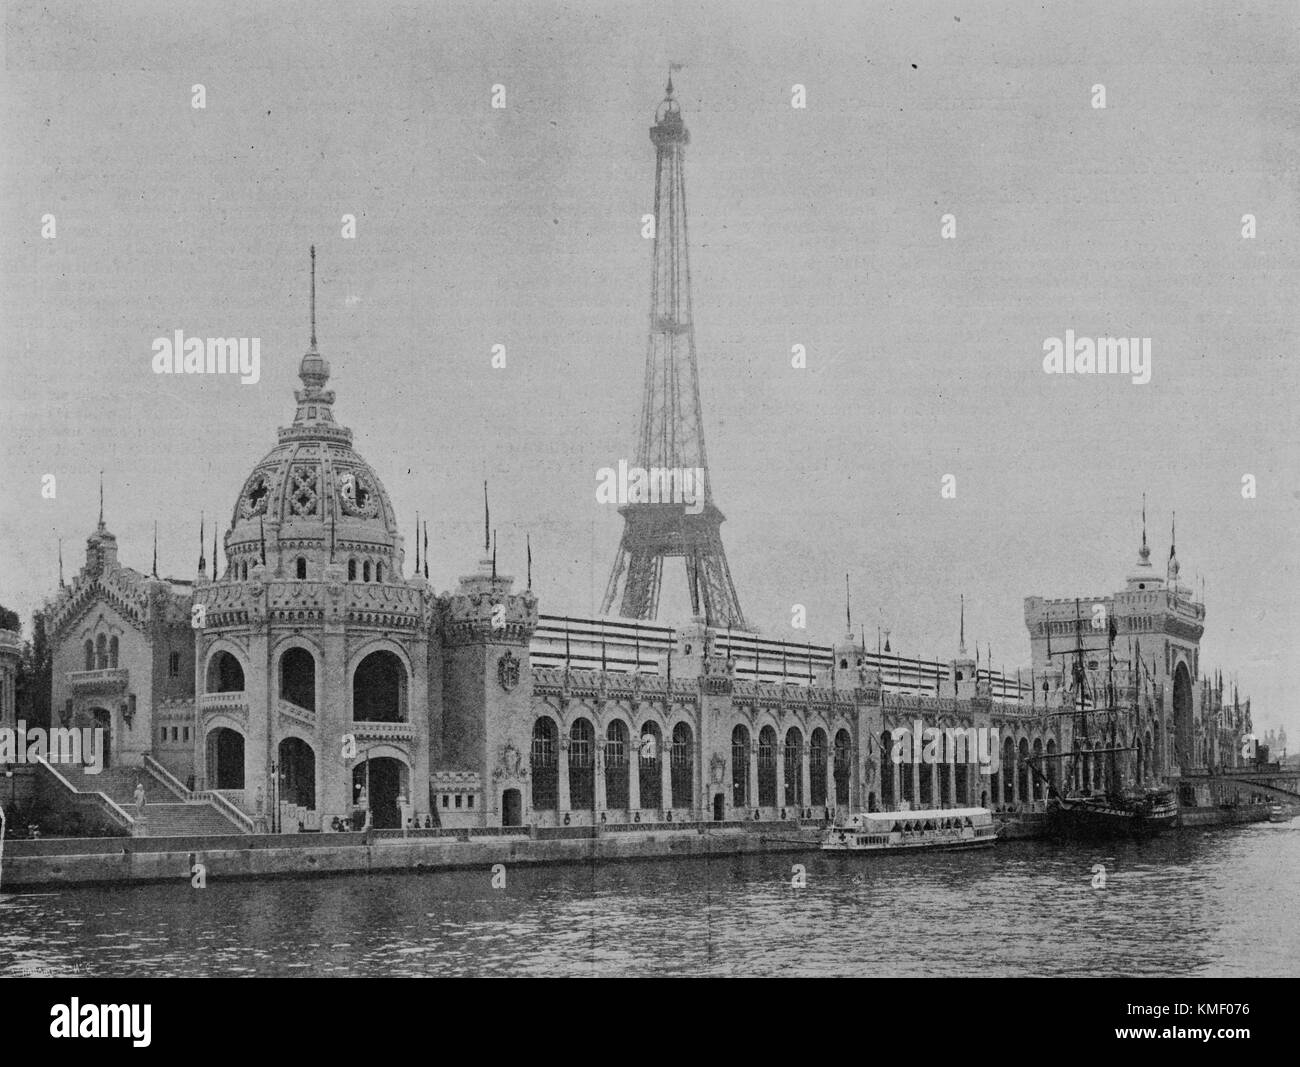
[1027,599,1178,838]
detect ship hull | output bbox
[1048,796,1178,840]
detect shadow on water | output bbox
[1,822,1296,976]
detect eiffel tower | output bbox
[601,77,748,630]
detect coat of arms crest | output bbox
[497,650,520,691]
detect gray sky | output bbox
[2,0,1297,739]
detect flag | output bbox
[423,521,428,579]
[526,533,532,591]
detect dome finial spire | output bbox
[309,244,317,351]
[294,245,333,408]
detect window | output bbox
[109,636,119,669]
[455,794,463,809]
[531,719,558,810]
[169,651,181,678]
[348,559,357,581]
[375,562,383,582]
[605,721,629,809]
[731,725,749,807]
[569,719,594,809]
[84,641,94,671]
[363,561,371,582]
[639,722,662,809]
[758,726,777,807]
[834,729,853,806]
[96,634,108,670]
[810,729,828,807]
[442,795,449,808]
[784,728,804,807]
[296,557,307,579]
[671,722,693,808]
[467,795,474,809]
[183,727,191,742]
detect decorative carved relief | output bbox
[241,474,270,519]
[289,466,320,517]
[338,470,379,518]
[497,650,520,692]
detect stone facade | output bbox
[35,293,1250,833]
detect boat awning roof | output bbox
[855,807,990,822]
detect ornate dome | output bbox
[222,255,404,583]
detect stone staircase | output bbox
[46,762,249,837]
[133,802,249,837]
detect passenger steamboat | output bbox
[821,806,997,853]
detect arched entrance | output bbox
[1173,662,1194,771]
[502,788,522,827]
[277,737,316,810]
[207,727,245,789]
[89,706,112,769]
[352,756,408,829]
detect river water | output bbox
[1,820,1296,977]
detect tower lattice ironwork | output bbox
[601,78,748,630]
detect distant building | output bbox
[0,626,20,731]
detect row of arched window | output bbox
[531,718,694,811]
[83,635,119,671]
[731,725,852,810]
[224,557,388,582]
